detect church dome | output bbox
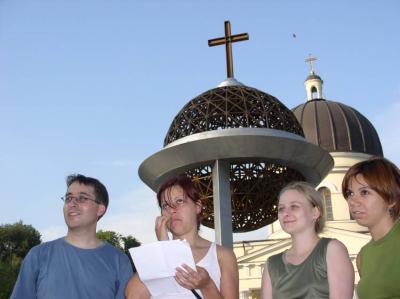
[305,74,322,81]
[296,56,383,156]
[293,98,383,156]
[164,84,304,146]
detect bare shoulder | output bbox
[327,239,349,255]
[326,239,351,267]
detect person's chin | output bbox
[282,223,299,234]
[66,224,81,231]
[282,221,296,228]
[65,218,87,230]
[353,217,369,227]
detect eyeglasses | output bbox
[61,195,100,205]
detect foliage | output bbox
[96,230,123,250]
[0,221,42,299]
[0,221,42,263]
[121,235,141,251]
[0,261,20,299]
[96,230,141,272]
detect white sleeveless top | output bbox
[151,242,221,299]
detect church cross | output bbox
[208,21,249,79]
[305,54,317,74]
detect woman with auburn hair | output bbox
[342,156,400,299]
[261,181,354,299]
[125,175,239,299]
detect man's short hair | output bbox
[66,174,109,219]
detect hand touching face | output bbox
[155,214,170,241]
[158,185,201,237]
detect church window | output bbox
[318,187,333,220]
[311,86,318,99]
[240,291,249,299]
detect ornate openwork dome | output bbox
[293,99,383,156]
[163,84,307,232]
[164,85,304,145]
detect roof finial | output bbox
[305,54,317,75]
[208,21,249,79]
[304,54,324,101]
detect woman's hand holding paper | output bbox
[175,264,212,291]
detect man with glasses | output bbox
[11,174,133,299]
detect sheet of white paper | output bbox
[129,240,197,297]
[144,277,185,297]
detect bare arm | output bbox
[356,253,361,275]
[326,240,354,299]
[260,260,273,299]
[218,246,239,299]
[124,274,150,299]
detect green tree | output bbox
[121,235,141,272]
[121,235,141,252]
[96,230,123,250]
[0,221,41,263]
[96,230,140,272]
[0,221,41,299]
[0,261,20,299]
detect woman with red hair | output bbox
[125,175,239,299]
[342,156,400,298]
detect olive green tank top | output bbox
[267,238,331,299]
[357,221,400,299]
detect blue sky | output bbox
[1,0,399,244]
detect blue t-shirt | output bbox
[11,237,133,299]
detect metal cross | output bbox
[208,21,249,79]
[305,54,317,74]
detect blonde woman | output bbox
[261,181,354,299]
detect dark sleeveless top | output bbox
[267,238,332,299]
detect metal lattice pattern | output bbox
[188,162,305,232]
[164,86,304,145]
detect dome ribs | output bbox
[293,100,383,156]
[347,106,366,153]
[323,101,337,151]
[164,85,304,147]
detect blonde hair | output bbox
[279,181,325,233]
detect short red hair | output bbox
[342,156,400,220]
